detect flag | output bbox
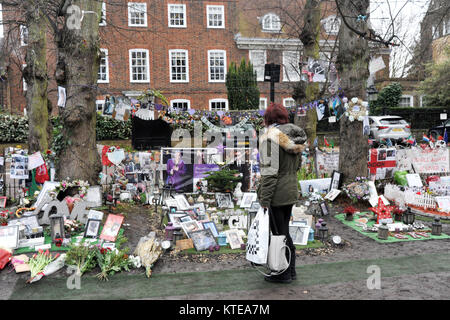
[406,135,415,145]
[324,137,330,147]
[386,138,393,147]
[422,134,430,143]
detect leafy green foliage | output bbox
[204,167,242,192]
[95,114,132,140]
[420,46,450,107]
[372,82,403,113]
[65,244,98,276]
[0,113,29,142]
[226,58,260,110]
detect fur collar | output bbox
[260,126,305,154]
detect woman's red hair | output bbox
[264,103,289,127]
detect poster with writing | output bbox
[315,148,339,177]
[367,148,396,180]
[408,148,449,173]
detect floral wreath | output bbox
[342,177,371,203]
[50,179,90,200]
[343,97,369,122]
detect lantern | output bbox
[377,222,389,240]
[315,218,324,240]
[402,207,415,225]
[165,222,176,241]
[318,222,329,243]
[172,231,183,248]
[432,218,442,236]
[308,228,314,242]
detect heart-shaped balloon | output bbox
[107,149,125,166]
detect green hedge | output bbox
[0,113,132,143]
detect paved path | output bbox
[6,251,450,300]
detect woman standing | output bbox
[257,103,307,283]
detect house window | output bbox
[208,50,226,82]
[432,24,439,40]
[283,98,296,108]
[99,2,107,26]
[98,49,109,83]
[96,100,105,112]
[209,99,228,111]
[169,49,189,83]
[207,5,224,28]
[283,51,300,82]
[249,50,266,82]
[20,26,29,46]
[399,95,413,107]
[419,95,426,107]
[171,99,190,111]
[129,49,150,83]
[22,64,27,91]
[168,4,186,27]
[259,98,267,110]
[128,3,147,27]
[261,13,281,32]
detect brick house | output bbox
[0,0,390,115]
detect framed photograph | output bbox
[193,203,206,215]
[164,198,179,208]
[329,170,342,191]
[179,215,193,223]
[215,193,234,209]
[225,229,244,249]
[84,219,101,238]
[87,210,104,223]
[180,220,203,238]
[0,225,19,249]
[202,221,219,237]
[174,194,191,211]
[100,214,124,242]
[0,196,6,208]
[319,201,330,216]
[189,229,217,252]
[49,215,65,241]
[289,224,310,245]
[324,189,341,201]
[168,213,189,228]
[249,201,261,212]
[299,178,331,196]
[240,193,257,208]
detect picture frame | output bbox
[193,203,206,215]
[240,193,257,208]
[329,170,342,191]
[49,215,65,241]
[202,221,219,237]
[215,193,234,209]
[289,224,310,245]
[180,220,203,238]
[0,196,6,208]
[0,225,19,249]
[84,219,102,238]
[319,201,330,216]
[168,213,189,228]
[188,229,217,252]
[174,194,191,211]
[324,189,341,201]
[225,229,244,249]
[299,178,331,196]
[179,215,193,223]
[100,214,124,242]
[164,198,179,209]
[249,201,261,212]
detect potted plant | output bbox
[393,207,404,221]
[343,206,358,221]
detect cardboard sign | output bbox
[175,238,194,250]
[315,148,339,177]
[368,148,396,180]
[408,148,449,173]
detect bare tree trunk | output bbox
[24,1,49,153]
[336,0,370,182]
[294,0,320,146]
[55,0,101,184]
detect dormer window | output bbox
[261,13,281,32]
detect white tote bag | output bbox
[246,207,270,265]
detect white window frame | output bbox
[207,5,225,29]
[0,4,3,38]
[169,49,189,83]
[98,49,109,84]
[283,51,300,82]
[99,2,107,26]
[22,64,27,92]
[96,100,105,112]
[399,95,414,107]
[283,98,296,108]
[168,4,187,28]
[261,13,281,32]
[129,49,150,83]
[209,98,229,111]
[249,50,266,82]
[259,98,268,110]
[128,2,148,27]
[170,99,191,111]
[20,25,29,46]
[432,24,439,40]
[208,50,227,83]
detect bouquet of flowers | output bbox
[51,179,90,199]
[96,247,132,281]
[65,244,98,277]
[64,219,84,235]
[342,177,370,203]
[0,209,13,226]
[27,250,61,283]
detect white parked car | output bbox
[369,116,411,142]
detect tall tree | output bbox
[54,0,102,184]
[335,0,370,183]
[23,0,50,153]
[226,58,260,110]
